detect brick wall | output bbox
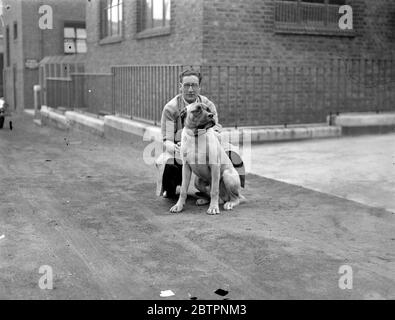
[85,0,204,74]
[2,0,85,112]
[86,0,395,71]
[202,0,395,66]
[2,0,23,111]
[199,0,395,125]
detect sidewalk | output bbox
[249,134,395,214]
[35,106,395,144]
[35,106,342,144]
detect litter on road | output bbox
[160,290,175,297]
[188,293,198,300]
[215,289,229,296]
[0,234,5,240]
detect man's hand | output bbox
[175,142,181,154]
[164,140,180,156]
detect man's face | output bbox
[180,75,201,104]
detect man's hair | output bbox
[179,69,202,85]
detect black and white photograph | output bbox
[0,0,394,306]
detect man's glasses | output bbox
[182,83,200,90]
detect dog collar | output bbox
[185,128,209,137]
[185,121,216,137]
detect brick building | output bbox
[1,0,86,113]
[86,0,395,71]
[80,0,395,126]
[31,0,393,126]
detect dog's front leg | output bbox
[170,163,192,213]
[207,164,221,215]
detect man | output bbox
[155,69,244,199]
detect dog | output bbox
[170,102,244,215]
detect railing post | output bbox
[378,59,382,112]
[244,66,247,126]
[325,0,329,26]
[285,64,288,123]
[227,65,230,126]
[384,59,388,110]
[277,65,281,125]
[33,85,41,119]
[344,59,348,114]
[235,66,238,129]
[261,66,264,126]
[293,66,297,123]
[322,65,326,121]
[218,66,221,111]
[253,66,256,126]
[296,0,301,24]
[355,59,360,111]
[269,66,273,125]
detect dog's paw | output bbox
[224,201,235,210]
[196,198,210,206]
[170,203,184,213]
[207,205,220,215]
[224,197,241,210]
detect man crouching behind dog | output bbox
[155,69,245,215]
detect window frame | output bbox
[63,22,87,54]
[100,0,124,43]
[137,0,171,39]
[274,0,355,36]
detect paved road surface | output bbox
[0,115,394,299]
[250,134,395,213]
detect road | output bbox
[0,114,394,299]
[250,133,395,213]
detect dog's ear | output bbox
[188,102,201,113]
[199,103,211,113]
[180,107,187,126]
[194,104,202,113]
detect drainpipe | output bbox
[39,1,44,59]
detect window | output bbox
[13,22,17,40]
[275,0,348,33]
[141,0,170,31]
[101,0,123,38]
[64,24,87,54]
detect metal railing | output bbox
[71,73,113,114]
[46,77,72,109]
[45,73,112,114]
[43,59,395,127]
[275,1,342,29]
[112,65,183,124]
[200,60,395,127]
